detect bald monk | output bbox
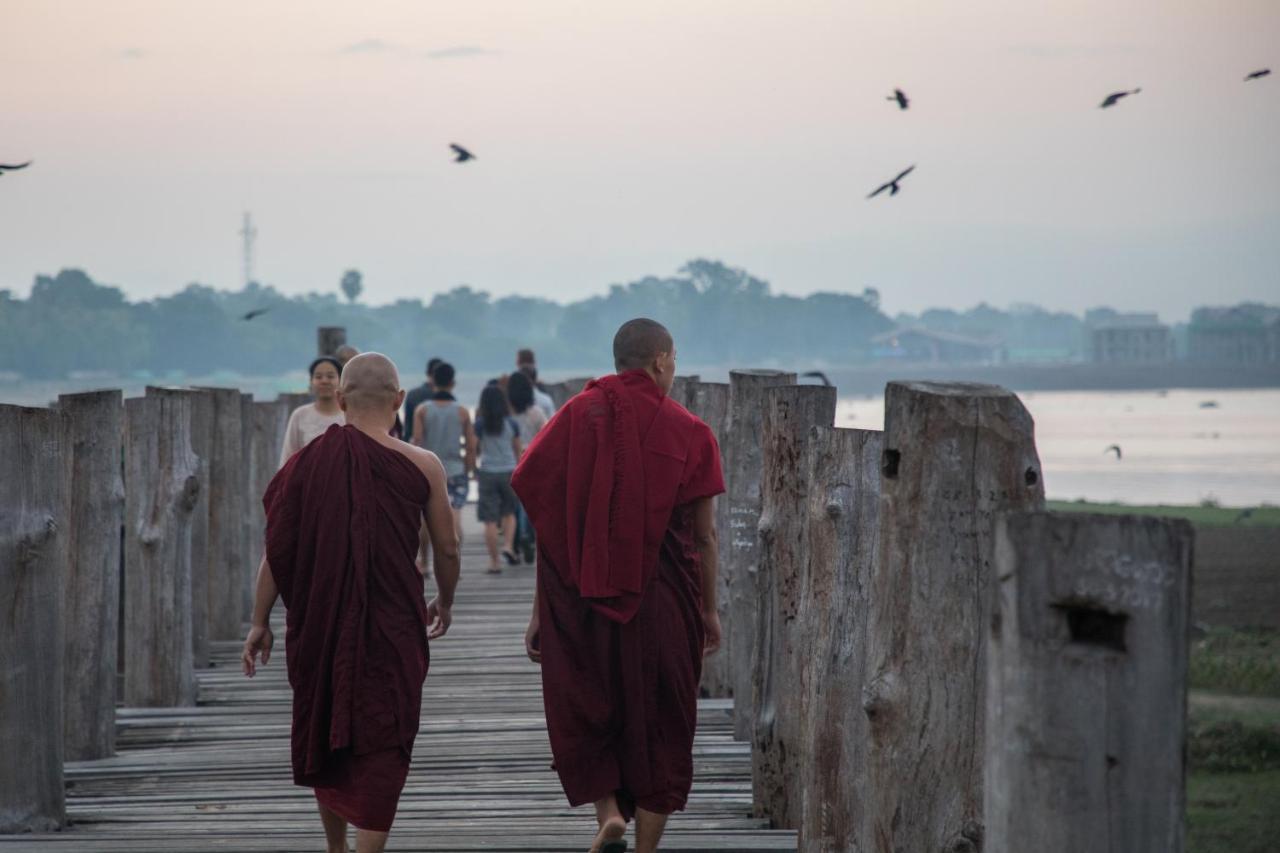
[242,353,461,853]
[512,318,724,853]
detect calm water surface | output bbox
[836,388,1280,506]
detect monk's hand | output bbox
[241,624,273,677]
[524,616,541,664]
[702,609,722,657]
[426,597,452,640]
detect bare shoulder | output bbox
[390,439,447,484]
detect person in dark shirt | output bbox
[402,357,441,445]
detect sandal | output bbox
[501,549,519,566]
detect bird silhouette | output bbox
[0,161,32,176]
[868,165,916,199]
[1099,88,1141,108]
[1104,444,1123,460]
[450,143,475,163]
[1245,69,1271,81]
[241,307,271,321]
[887,89,909,110]
[801,370,832,386]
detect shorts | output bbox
[446,474,469,510]
[477,469,518,522]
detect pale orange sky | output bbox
[2,0,1277,318]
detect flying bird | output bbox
[801,370,832,386]
[1104,444,1122,460]
[0,161,32,176]
[241,307,272,321]
[1099,88,1141,108]
[867,165,916,199]
[450,143,475,163]
[887,88,909,110]
[1245,68,1271,81]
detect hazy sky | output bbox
[2,0,1277,320]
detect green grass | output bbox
[1190,628,1280,698]
[1046,499,1280,528]
[1188,770,1280,853]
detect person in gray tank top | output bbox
[411,363,475,562]
[475,383,524,571]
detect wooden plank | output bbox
[123,394,200,708]
[195,387,248,641]
[985,511,1193,853]
[751,385,836,827]
[58,390,125,761]
[0,404,68,831]
[725,370,795,740]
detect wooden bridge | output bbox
[0,519,796,852]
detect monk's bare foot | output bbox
[590,815,627,852]
[487,564,502,574]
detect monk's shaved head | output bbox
[613,318,674,372]
[339,352,401,412]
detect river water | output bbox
[836,388,1280,506]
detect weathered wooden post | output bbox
[149,387,212,668]
[317,326,346,357]
[685,381,732,698]
[985,512,1193,853]
[58,390,125,761]
[863,381,1044,853]
[752,385,836,828]
[248,398,289,583]
[239,392,256,618]
[668,374,701,408]
[797,426,882,853]
[726,369,795,739]
[0,404,69,831]
[123,394,200,707]
[545,376,592,410]
[196,387,248,641]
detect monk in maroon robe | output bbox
[242,353,461,853]
[512,319,724,853]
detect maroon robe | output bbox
[511,370,725,817]
[263,424,431,832]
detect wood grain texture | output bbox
[726,370,795,740]
[863,381,1044,853]
[751,385,836,828]
[986,511,1192,853]
[544,377,592,411]
[0,404,69,832]
[685,381,733,699]
[196,388,248,641]
[123,395,199,708]
[796,426,881,853]
[59,390,125,761]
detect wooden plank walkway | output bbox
[2,520,796,852]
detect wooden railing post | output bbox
[545,376,592,411]
[248,398,290,583]
[751,385,836,827]
[684,381,732,698]
[863,381,1044,852]
[0,404,69,831]
[197,387,248,640]
[986,512,1193,853]
[123,395,199,707]
[149,387,213,668]
[725,369,795,739]
[797,426,882,852]
[58,390,125,761]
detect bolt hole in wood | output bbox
[881,448,900,479]
[1054,603,1128,652]
[1024,467,1038,487]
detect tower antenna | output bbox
[239,212,258,287]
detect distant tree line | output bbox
[0,259,1203,380]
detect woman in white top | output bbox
[279,356,345,468]
[506,371,547,564]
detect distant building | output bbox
[1187,304,1280,365]
[871,327,1005,364]
[1089,313,1172,364]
